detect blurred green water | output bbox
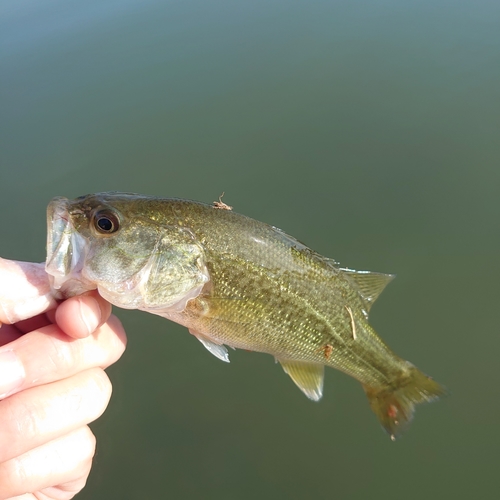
[1,0,499,498]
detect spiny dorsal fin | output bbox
[279,360,324,401]
[341,268,395,312]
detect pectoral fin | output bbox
[190,329,230,363]
[279,360,324,401]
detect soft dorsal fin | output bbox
[279,360,324,401]
[341,269,395,312]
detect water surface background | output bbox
[1,1,499,498]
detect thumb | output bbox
[0,258,57,325]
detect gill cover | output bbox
[93,227,210,313]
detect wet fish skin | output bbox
[46,192,445,439]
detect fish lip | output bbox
[45,197,88,295]
[46,197,70,264]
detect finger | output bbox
[55,291,113,339]
[0,368,111,464]
[0,259,57,324]
[11,313,53,335]
[0,426,95,500]
[0,315,126,399]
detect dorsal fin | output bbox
[278,360,324,401]
[341,269,395,312]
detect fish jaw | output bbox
[45,197,96,298]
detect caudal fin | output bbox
[363,364,446,440]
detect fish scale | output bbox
[197,254,390,383]
[45,192,446,439]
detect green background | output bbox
[1,1,499,498]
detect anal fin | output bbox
[279,360,324,401]
[190,329,230,363]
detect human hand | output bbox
[0,258,127,500]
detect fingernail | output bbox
[0,350,25,398]
[78,297,100,335]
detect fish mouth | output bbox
[45,197,92,297]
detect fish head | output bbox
[46,193,210,312]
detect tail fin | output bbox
[363,364,446,440]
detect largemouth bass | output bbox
[45,192,445,439]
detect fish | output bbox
[45,192,445,439]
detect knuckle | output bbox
[82,426,97,460]
[90,368,112,394]
[0,427,98,499]
[74,426,97,463]
[0,395,44,464]
[97,315,127,368]
[0,455,28,498]
[11,397,41,442]
[85,369,112,417]
[46,330,78,372]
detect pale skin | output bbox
[0,258,127,500]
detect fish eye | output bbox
[93,211,120,234]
